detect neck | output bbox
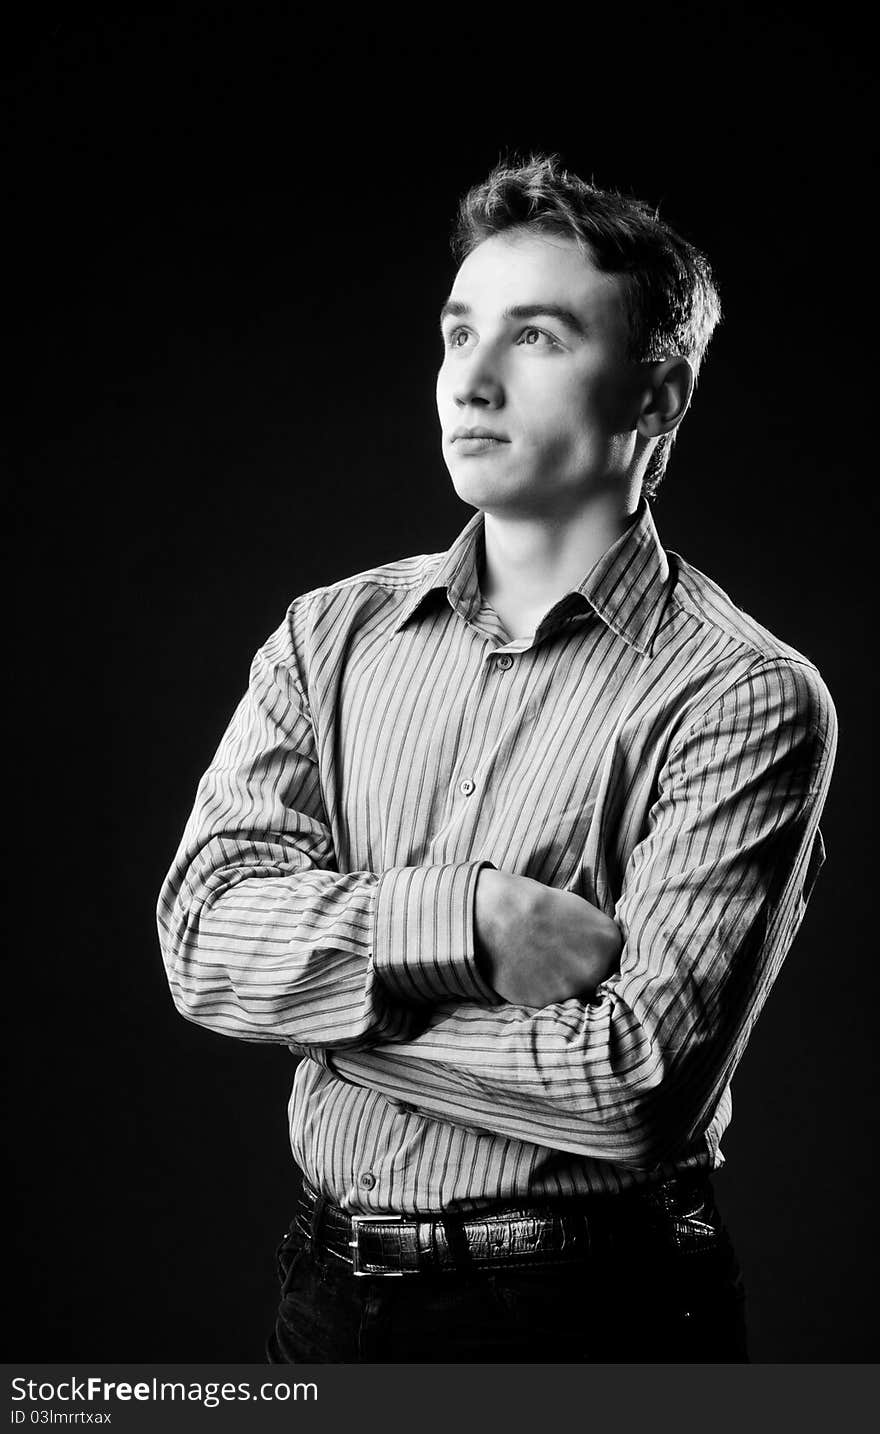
[480,491,639,622]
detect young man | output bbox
[157,156,836,1362]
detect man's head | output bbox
[436,155,721,510]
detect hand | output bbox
[473,868,622,1007]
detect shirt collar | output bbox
[573,499,671,655]
[392,499,671,656]
[391,509,486,633]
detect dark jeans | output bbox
[266,1193,748,1364]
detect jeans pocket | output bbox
[275,1225,308,1289]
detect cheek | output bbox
[436,365,460,421]
[590,365,641,430]
[527,373,631,452]
[521,385,599,452]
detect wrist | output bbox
[473,867,509,988]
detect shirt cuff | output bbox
[373,860,499,1005]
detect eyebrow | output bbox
[439,299,587,338]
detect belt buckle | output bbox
[349,1213,412,1277]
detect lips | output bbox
[451,427,510,442]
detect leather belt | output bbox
[294,1176,715,1278]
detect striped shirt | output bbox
[157,499,837,1213]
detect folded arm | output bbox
[329,658,837,1166]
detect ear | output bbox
[637,356,695,438]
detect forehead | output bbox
[449,230,628,329]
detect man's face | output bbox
[436,230,645,518]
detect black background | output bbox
[4,5,876,1362]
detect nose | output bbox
[452,347,504,410]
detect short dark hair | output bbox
[452,154,721,497]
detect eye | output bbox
[445,327,473,349]
[517,327,559,349]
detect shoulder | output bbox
[255,549,444,675]
[290,549,443,628]
[668,549,817,667]
[661,551,837,758]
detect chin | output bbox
[449,480,545,521]
[447,466,512,509]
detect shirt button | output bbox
[359,1172,376,1190]
[496,654,514,671]
[460,778,476,796]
